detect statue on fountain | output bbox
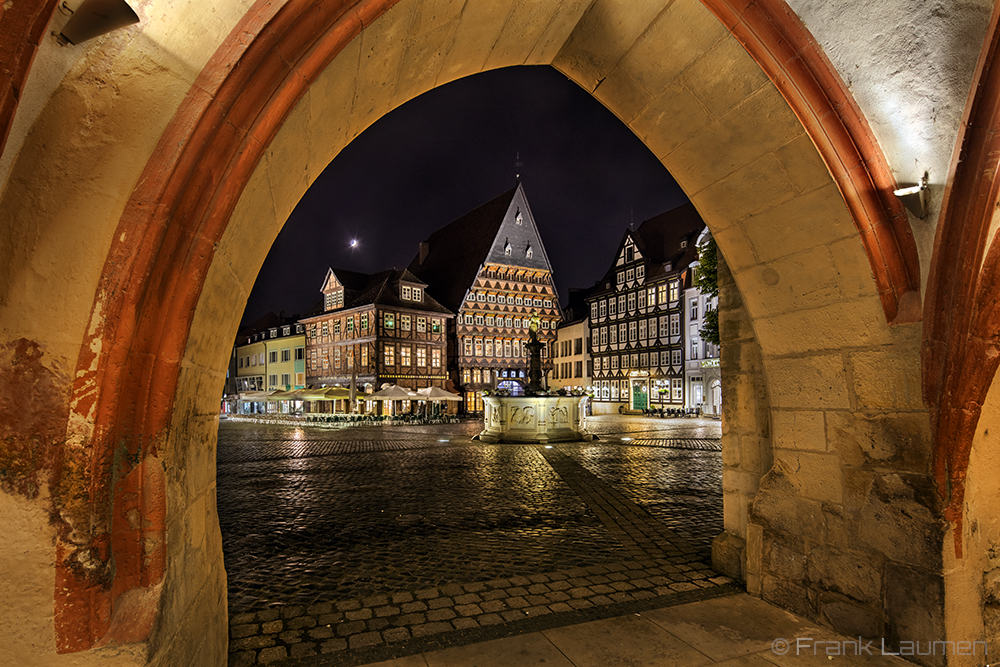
[474,311,595,443]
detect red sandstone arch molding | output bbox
[700,0,922,325]
[56,0,921,653]
[0,0,58,160]
[924,2,1000,558]
[58,0,400,652]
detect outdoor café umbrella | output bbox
[369,384,417,400]
[416,386,462,401]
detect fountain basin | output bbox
[475,395,595,444]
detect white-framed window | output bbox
[401,285,412,300]
[477,292,486,302]
[400,345,411,366]
[601,327,608,345]
[464,338,472,356]
[269,374,278,387]
[670,313,680,336]
[504,340,512,357]
[611,355,618,370]
[384,312,395,329]
[488,293,496,303]
[269,350,278,363]
[361,313,368,329]
[669,280,680,302]
[691,335,700,360]
[626,268,635,282]
[609,326,617,344]
[691,299,699,320]
[609,298,616,317]
[638,290,646,309]
[617,271,624,286]
[281,348,291,362]
[660,350,669,366]
[672,378,683,401]
[592,328,599,347]
[619,323,627,342]
[534,298,541,307]
[486,315,495,326]
[465,314,474,325]
[432,349,441,367]
[629,321,637,341]
[672,349,682,366]
[485,339,493,356]
[639,353,648,367]
[476,314,484,325]
[384,344,395,365]
[417,317,426,333]
[544,299,552,308]
[638,320,647,340]
[475,338,483,356]
[516,296,523,305]
[505,317,513,327]
[334,320,341,335]
[618,294,626,313]
[412,287,422,302]
[401,315,411,331]
[600,300,607,318]
[627,292,636,311]
[637,265,645,279]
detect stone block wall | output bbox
[712,252,772,582]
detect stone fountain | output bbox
[475,317,595,444]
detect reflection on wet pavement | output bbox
[218,415,728,665]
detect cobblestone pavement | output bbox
[218,415,729,666]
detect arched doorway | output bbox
[0,0,962,664]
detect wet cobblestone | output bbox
[218,416,727,665]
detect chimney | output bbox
[419,241,429,264]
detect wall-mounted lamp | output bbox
[55,0,139,46]
[893,172,928,219]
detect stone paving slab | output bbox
[218,417,724,666]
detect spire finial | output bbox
[515,151,524,182]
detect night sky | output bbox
[241,65,688,326]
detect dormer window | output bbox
[412,287,422,302]
[526,244,533,259]
[680,240,688,249]
[515,209,523,225]
[282,326,290,336]
[324,288,344,311]
[504,238,512,256]
[401,285,412,300]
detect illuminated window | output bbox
[432,349,441,367]
[464,338,472,356]
[673,349,682,366]
[672,378,683,401]
[638,290,646,309]
[670,313,680,336]
[412,287,422,302]
[475,338,483,356]
[485,339,493,356]
[384,344,395,365]
[417,317,426,332]
[401,285,412,300]
[401,315,411,331]
[431,319,441,333]
[384,313,395,329]
[669,280,680,302]
[609,327,617,344]
[361,313,368,329]
[400,346,411,366]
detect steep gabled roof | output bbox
[305,267,451,320]
[588,202,706,298]
[407,182,554,311]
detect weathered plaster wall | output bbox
[786,0,994,290]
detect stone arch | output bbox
[0,0,950,663]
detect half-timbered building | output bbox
[300,268,453,403]
[586,204,705,414]
[408,183,561,413]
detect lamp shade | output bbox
[59,0,139,45]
